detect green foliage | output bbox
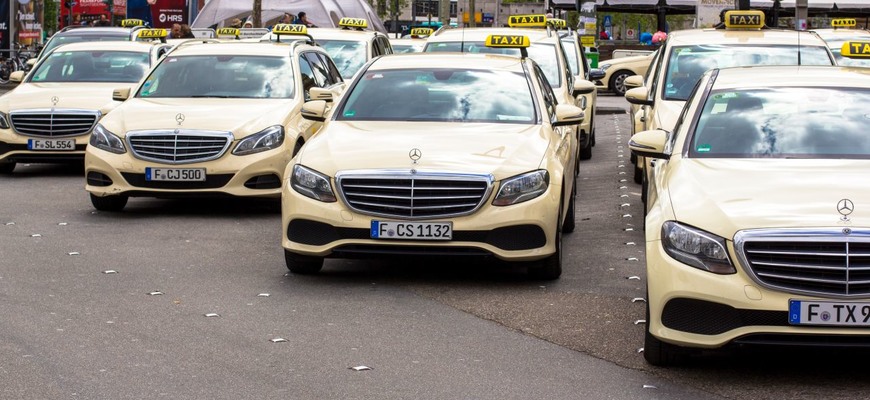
[369,0,410,19]
[566,11,579,29]
[44,0,58,35]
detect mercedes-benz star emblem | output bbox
[837,199,855,220]
[51,96,59,106]
[175,113,185,125]
[409,148,422,164]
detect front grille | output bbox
[126,130,233,164]
[735,229,870,297]
[10,109,99,137]
[336,171,492,219]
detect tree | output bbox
[44,0,58,35]
[252,0,262,27]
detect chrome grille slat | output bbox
[336,171,493,219]
[736,229,870,297]
[10,109,100,137]
[126,130,233,164]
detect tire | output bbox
[633,162,643,184]
[562,185,576,233]
[284,249,324,275]
[579,140,592,160]
[528,203,563,280]
[610,70,632,96]
[90,193,128,212]
[644,300,685,366]
[641,171,648,205]
[292,140,304,157]
[0,162,15,174]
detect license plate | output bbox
[27,139,75,151]
[789,299,870,326]
[145,167,206,182]
[370,220,452,240]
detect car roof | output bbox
[711,65,870,89]
[53,27,137,37]
[367,52,527,72]
[165,41,319,57]
[307,27,383,41]
[812,28,870,40]
[667,28,829,46]
[48,40,160,53]
[428,27,559,44]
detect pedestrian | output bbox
[599,28,609,40]
[96,14,111,27]
[170,23,182,38]
[180,24,195,38]
[294,12,316,28]
[280,12,294,24]
[243,19,253,28]
[229,18,242,28]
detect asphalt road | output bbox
[1,88,869,399]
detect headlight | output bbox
[290,164,336,202]
[0,111,9,129]
[598,63,611,71]
[661,221,735,274]
[493,170,549,206]
[89,124,126,154]
[233,125,285,155]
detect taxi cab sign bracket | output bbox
[137,29,168,43]
[723,10,765,30]
[841,41,870,59]
[832,18,857,28]
[271,24,315,44]
[216,27,240,39]
[121,19,144,28]
[485,34,530,57]
[410,28,433,37]
[339,17,368,30]
[508,14,546,28]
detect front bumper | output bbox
[0,130,89,163]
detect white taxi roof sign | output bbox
[485,34,531,48]
[272,24,308,35]
[832,18,857,28]
[410,28,433,37]
[216,27,240,37]
[339,17,368,29]
[508,14,547,28]
[121,19,144,27]
[724,10,765,30]
[547,18,567,29]
[841,41,870,59]
[138,29,168,39]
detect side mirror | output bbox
[572,79,596,96]
[624,75,644,90]
[588,68,606,81]
[9,71,25,83]
[309,87,333,102]
[301,100,327,122]
[26,58,37,68]
[112,87,131,101]
[629,129,670,160]
[625,87,653,105]
[552,104,584,127]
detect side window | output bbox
[298,55,317,100]
[534,64,557,118]
[381,37,393,55]
[371,38,383,57]
[316,53,343,84]
[304,52,330,87]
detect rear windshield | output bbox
[690,87,870,159]
[425,41,562,87]
[29,50,149,83]
[43,32,130,55]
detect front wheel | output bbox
[644,301,687,366]
[610,70,632,96]
[284,249,324,275]
[528,204,563,280]
[90,193,128,212]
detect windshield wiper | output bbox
[189,95,233,98]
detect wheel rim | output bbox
[614,73,628,94]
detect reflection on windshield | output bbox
[318,39,367,79]
[664,45,833,101]
[691,88,870,158]
[43,34,130,55]
[30,50,150,83]
[138,55,296,98]
[392,43,424,53]
[338,68,536,123]
[424,41,562,87]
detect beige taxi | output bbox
[282,34,583,280]
[557,25,607,157]
[27,19,149,69]
[84,25,345,211]
[389,28,433,53]
[595,52,654,96]
[262,18,393,80]
[625,10,835,205]
[0,36,171,173]
[812,18,870,67]
[630,60,870,365]
[424,15,596,162]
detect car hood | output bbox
[298,121,548,179]
[103,98,298,139]
[602,54,651,66]
[667,158,870,240]
[0,82,129,114]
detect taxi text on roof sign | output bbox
[841,41,870,58]
[832,18,857,28]
[547,18,567,29]
[724,10,765,30]
[121,19,144,27]
[339,18,368,29]
[508,14,547,28]
[138,29,168,39]
[216,27,240,37]
[485,35,530,48]
[272,24,308,35]
[410,28,433,37]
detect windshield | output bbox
[317,39,367,79]
[337,68,536,123]
[42,33,131,56]
[29,50,149,83]
[664,45,834,101]
[819,36,870,67]
[137,55,296,98]
[690,88,870,159]
[424,41,562,88]
[392,43,424,53]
